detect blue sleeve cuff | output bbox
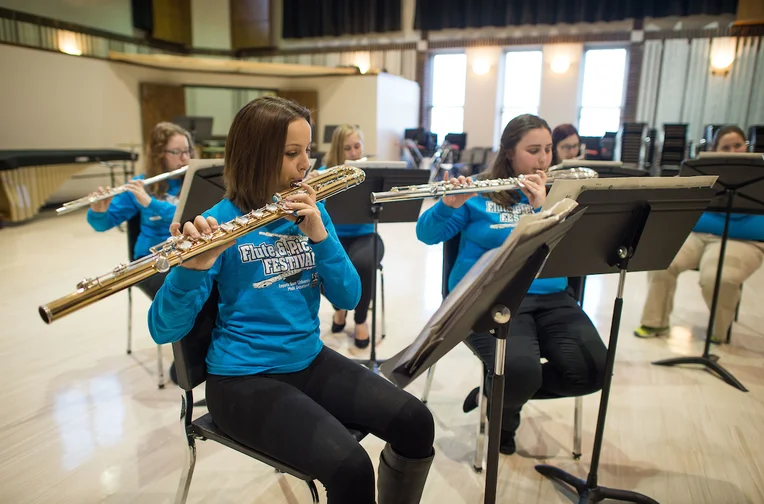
[432,200,458,218]
[310,232,344,260]
[167,266,211,292]
[87,209,110,230]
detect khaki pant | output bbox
[640,232,764,337]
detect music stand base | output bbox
[651,356,748,392]
[534,465,659,504]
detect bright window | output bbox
[429,53,467,144]
[578,48,628,137]
[500,51,543,130]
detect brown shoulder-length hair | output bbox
[711,125,747,151]
[479,114,552,208]
[224,95,312,212]
[145,122,195,198]
[325,124,364,168]
[551,123,580,165]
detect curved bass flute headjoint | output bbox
[39,165,366,324]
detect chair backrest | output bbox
[567,276,586,306]
[126,214,142,261]
[441,233,462,299]
[171,282,220,391]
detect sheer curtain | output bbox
[702,37,736,131]
[653,39,690,130]
[635,40,663,125]
[748,40,764,127]
[636,36,763,145]
[727,37,762,128]
[681,38,711,143]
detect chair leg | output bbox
[126,287,133,355]
[421,364,436,403]
[306,480,320,503]
[175,401,197,504]
[379,267,386,340]
[157,345,165,389]
[573,396,583,460]
[474,369,487,473]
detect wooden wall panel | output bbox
[738,0,764,20]
[152,0,192,46]
[276,90,319,148]
[230,0,272,51]
[140,83,187,147]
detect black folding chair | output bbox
[171,282,367,503]
[420,233,587,470]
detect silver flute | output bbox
[55,165,189,215]
[370,166,599,203]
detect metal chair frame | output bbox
[124,214,164,388]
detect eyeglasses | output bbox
[165,149,193,156]
[558,143,580,152]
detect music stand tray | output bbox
[652,153,764,393]
[381,199,584,504]
[324,168,430,372]
[532,176,717,504]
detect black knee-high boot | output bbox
[377,444,434,504]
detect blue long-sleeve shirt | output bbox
[693,212,764,241]
[86,176,181,258]
[147,198,361,376]
[416,194,567,295]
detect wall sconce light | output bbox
[472,58,491,75]
[710,51,734,75]
[550,55,571,74]
[354,53,371,74]
[710,39,735,76]
[57,31,82,56]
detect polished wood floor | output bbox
[1,206,763,504]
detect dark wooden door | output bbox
[139,83,187,146]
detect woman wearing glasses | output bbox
[87,121,194,296]
[551,124,583,166]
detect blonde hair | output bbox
[145,122,195,197]
[325,124,364,167]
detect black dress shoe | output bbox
[332,310,347,333]
[463,386,480,413]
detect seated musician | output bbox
[635,125,764,343]
[147,96,435,503]
[317,124,384,348]
[416,114,607,455]
[87,121,194,296]
[551,123,583,165]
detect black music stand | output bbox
[380,201,583,504]
[652,154,764,393]
[533,178,717,504]
[323,168,429,372]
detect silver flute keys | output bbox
[370,167,599,203]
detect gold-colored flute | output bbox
[55,165,189,215]
[39,165,366,324]
[370,166,599,204]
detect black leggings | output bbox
[466,290,607,434]
[333,234,385,324]
[206,346,434,503]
